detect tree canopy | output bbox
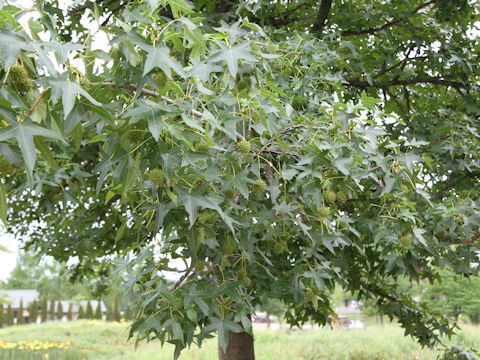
[0,0,479,359]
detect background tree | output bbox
[85,301,94,320]
[0,0,479,359]
[48,297,55,321]
[67,303,73,321]
[124,305,132,322]
[57,301,64,321]
[29,299,38,325]
[0,304,3,327]
[106,302,113,322]
[40,295,47,323]
[16,300,24,325]
[6,305,13,326]
[95,301,102,320]
[421,269,480,325]
[77,304,84,320]
[113,296,121,322]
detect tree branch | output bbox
[341,0,441,36]
[347,76,467,89]
[90,82,204,117]
[313,0,332,32]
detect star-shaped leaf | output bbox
[49,78,101,119]
[0,120,64,181]
[209,42,258,77]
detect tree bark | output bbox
[218,330,255,360]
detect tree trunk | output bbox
[218,330,255,360]
[379,312,384,327]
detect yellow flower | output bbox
[44,354,49,359]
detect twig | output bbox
[25,89,46,118]
[342,0,441,36]
[170,266,195,291]
[90,82,203,117]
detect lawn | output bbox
[0,320,479,360]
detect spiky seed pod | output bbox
[336,191,348,203]
[273,241,287,254]
[323,189,337,204]
[194,261,205,272]
[237,268,247,281]
[195,140,211,152]
[222,238,236,255]
[254,179,267,193]
[8,64,34,94]
[400,235,412,247]
[147,168,165,186]
[0,156,14,175]
[79,76,90,90]
[153,71,168,88]
[236,140,251,154]
[224,188,236,201]
[318,206,331,219]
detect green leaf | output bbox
[186,307,197,323]
[0,120,64,180]
[210,42,257,77]
[143,45,185,78]
[49,78,101,119]
[148,116,164,142]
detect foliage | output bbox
[106,302,113,322]
[16,300,24,325]
[421,269,480,325]
[40,295,47,323]
[6,305,13,326]
[95,301,102,320]
[124,305,132,321]
[49,297,56,321]
[0,251,106,300]
[67,303,73,321]
[57,301,63,321]
[77,305,84,320]
[29,299,38,324]
[113,296,121,322]
[85,301,93,320]
[0,0,479,359]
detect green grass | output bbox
[0,320,479,360]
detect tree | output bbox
[17,300,24,325]
[6,305,13,326]
[0,304,4,327]
[124,305,132,321]
[95,301,102,320]
[106,302,113,322]
[1,0,479,359]
[85,301,94,319]
[49,297,56,321]
[77,304,84,320]
[29,299,38,324]
[40,295,47,323]
[67,303,73,321]
[57,301,64,321]
[113,296,121,322]
[421,269,480,325]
